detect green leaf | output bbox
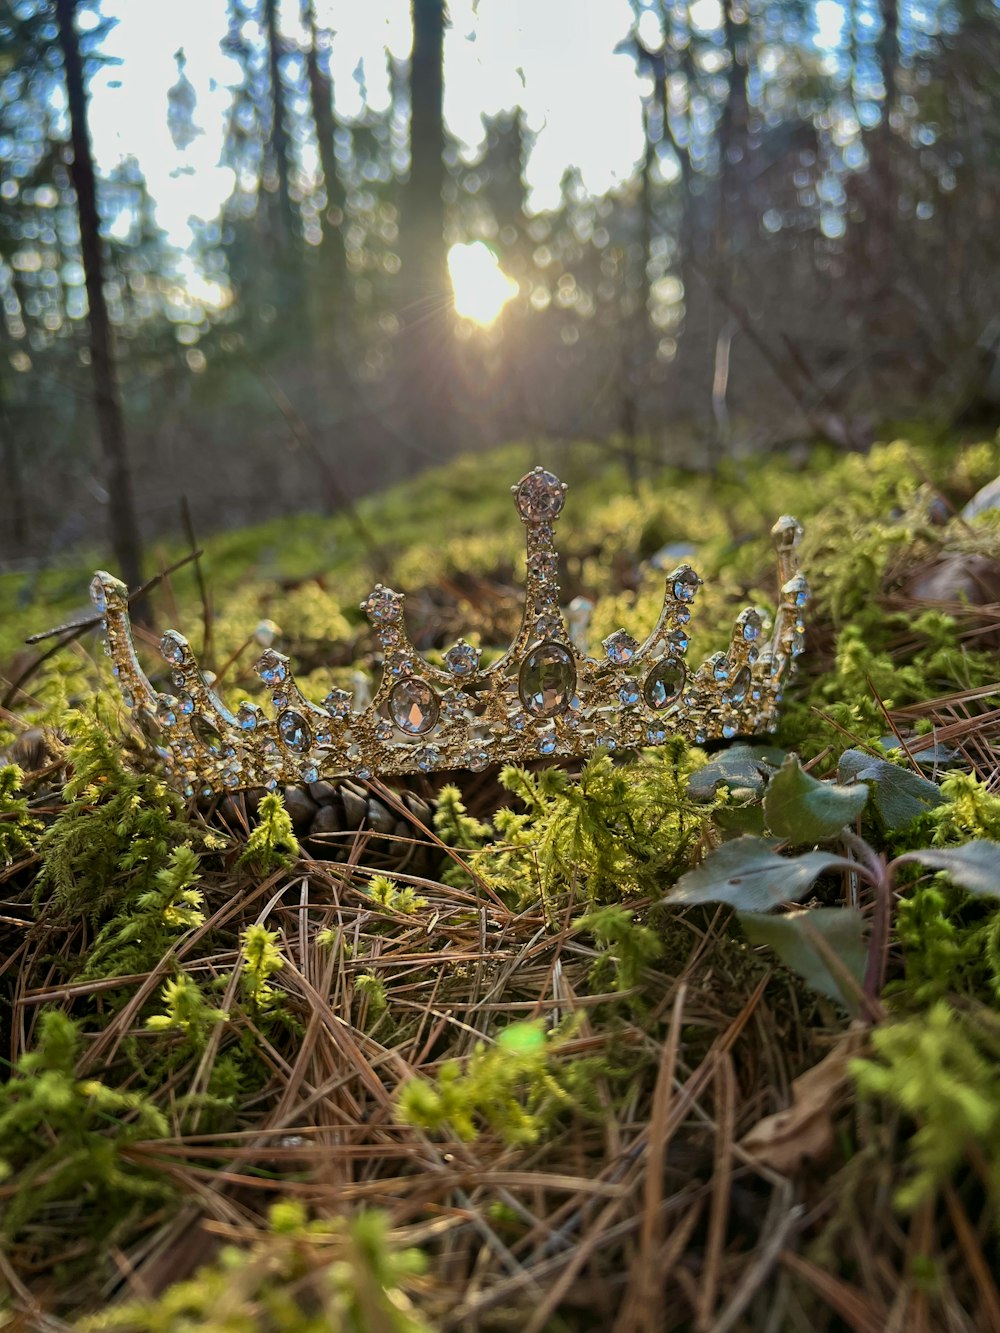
[688,743,787,802]
[739,908,868,1011]
[763,754,869,842]
[666,837,853,912]
[895,841,1000,898]
[837,749,943,831]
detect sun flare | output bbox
[447,241,518,325]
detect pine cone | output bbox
[223,780,438,879]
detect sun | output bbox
[447,241,519,326]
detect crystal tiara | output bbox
[90,467,807,796]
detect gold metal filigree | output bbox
[91,467,807,794]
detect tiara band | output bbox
[91,467,807,796]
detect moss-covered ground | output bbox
[2,434,1000,1330]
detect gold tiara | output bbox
[91,467,807,796]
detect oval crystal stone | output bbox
[730,665,752,704]
[389,678,440,735]
[277,708,312,753]
[518,640,576,717]
[643,659,686,710]
[191,714,224,754]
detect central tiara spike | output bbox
[90,467,807,795]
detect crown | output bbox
[90,468,808,796]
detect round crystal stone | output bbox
[647,726,667,745]
[603,629,639,666]
[236,703,259,731]
[389,678,440,735]
[445,641,481,676]
[671,567,701,603]
[643,659,686,710]
[782,574,810,607]
[515,468,566,523]
[730,666,752,704]
[518,640,576,718]
[324,688,352,719]
[160,633,185,665]
[277,708,312,753]
[668,628,689,654]
[300,762,319,784]
[376,719,394,741]
[191,714,224,755]
[464,747,490,772]
[723,722,738,739]
[742,610,763,641]
[257,650,287,685]
[537,731,557,755]
[178,693,194,715]
[363,585,404,624]
[416,745,440,772]
[534,612,562,638]
[619,681,640,706]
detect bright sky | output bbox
[88,0,647,249]
[87,0,846,251]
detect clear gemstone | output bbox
[675,608,691,625]
[445,641,481,676]
[537,731,557,755]
[415,745,440,772]
[671,567,701,603]
[300,763,319,784]
[156,696,177,727]
[222,768,241,789]
[713,661,729,683]
[534,613,562,638]
[668,629,689,654]
[324,688,352,719]
[277,709,312,753]
[619,681,640,706]
[389,678,440,735]
[89,577,108,614]
[178,693,195,715]
[376,719,394,741]
[160,633,185,665]
[647,726,667,744]
[782,574,810,608]
[191,714,224,755]
[596,731,617,751]
[355,766,372,781]
[518,641,576,717]
[464,748,490,772]
[236,703,259,731]
[603,629,639,666]
[643,659,686,710]
[742,611,762,641]
[363,585,404,623]
[731,666,752,704]
[529,550,557,577]
[515,468,565,523]
[722,722,737,739]
[257,650,287,685]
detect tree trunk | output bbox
[302,0,347,297]
[263,0,297,250]
[401,0,451,451]
[55,0,143,595]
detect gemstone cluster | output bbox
[90,466,808,794]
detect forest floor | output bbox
[2,433,1000,1331]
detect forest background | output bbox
[2,0,999,587]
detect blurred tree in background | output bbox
[0,0,998,569]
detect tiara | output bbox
[90,468,807,796]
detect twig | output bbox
[180,496,213,670]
